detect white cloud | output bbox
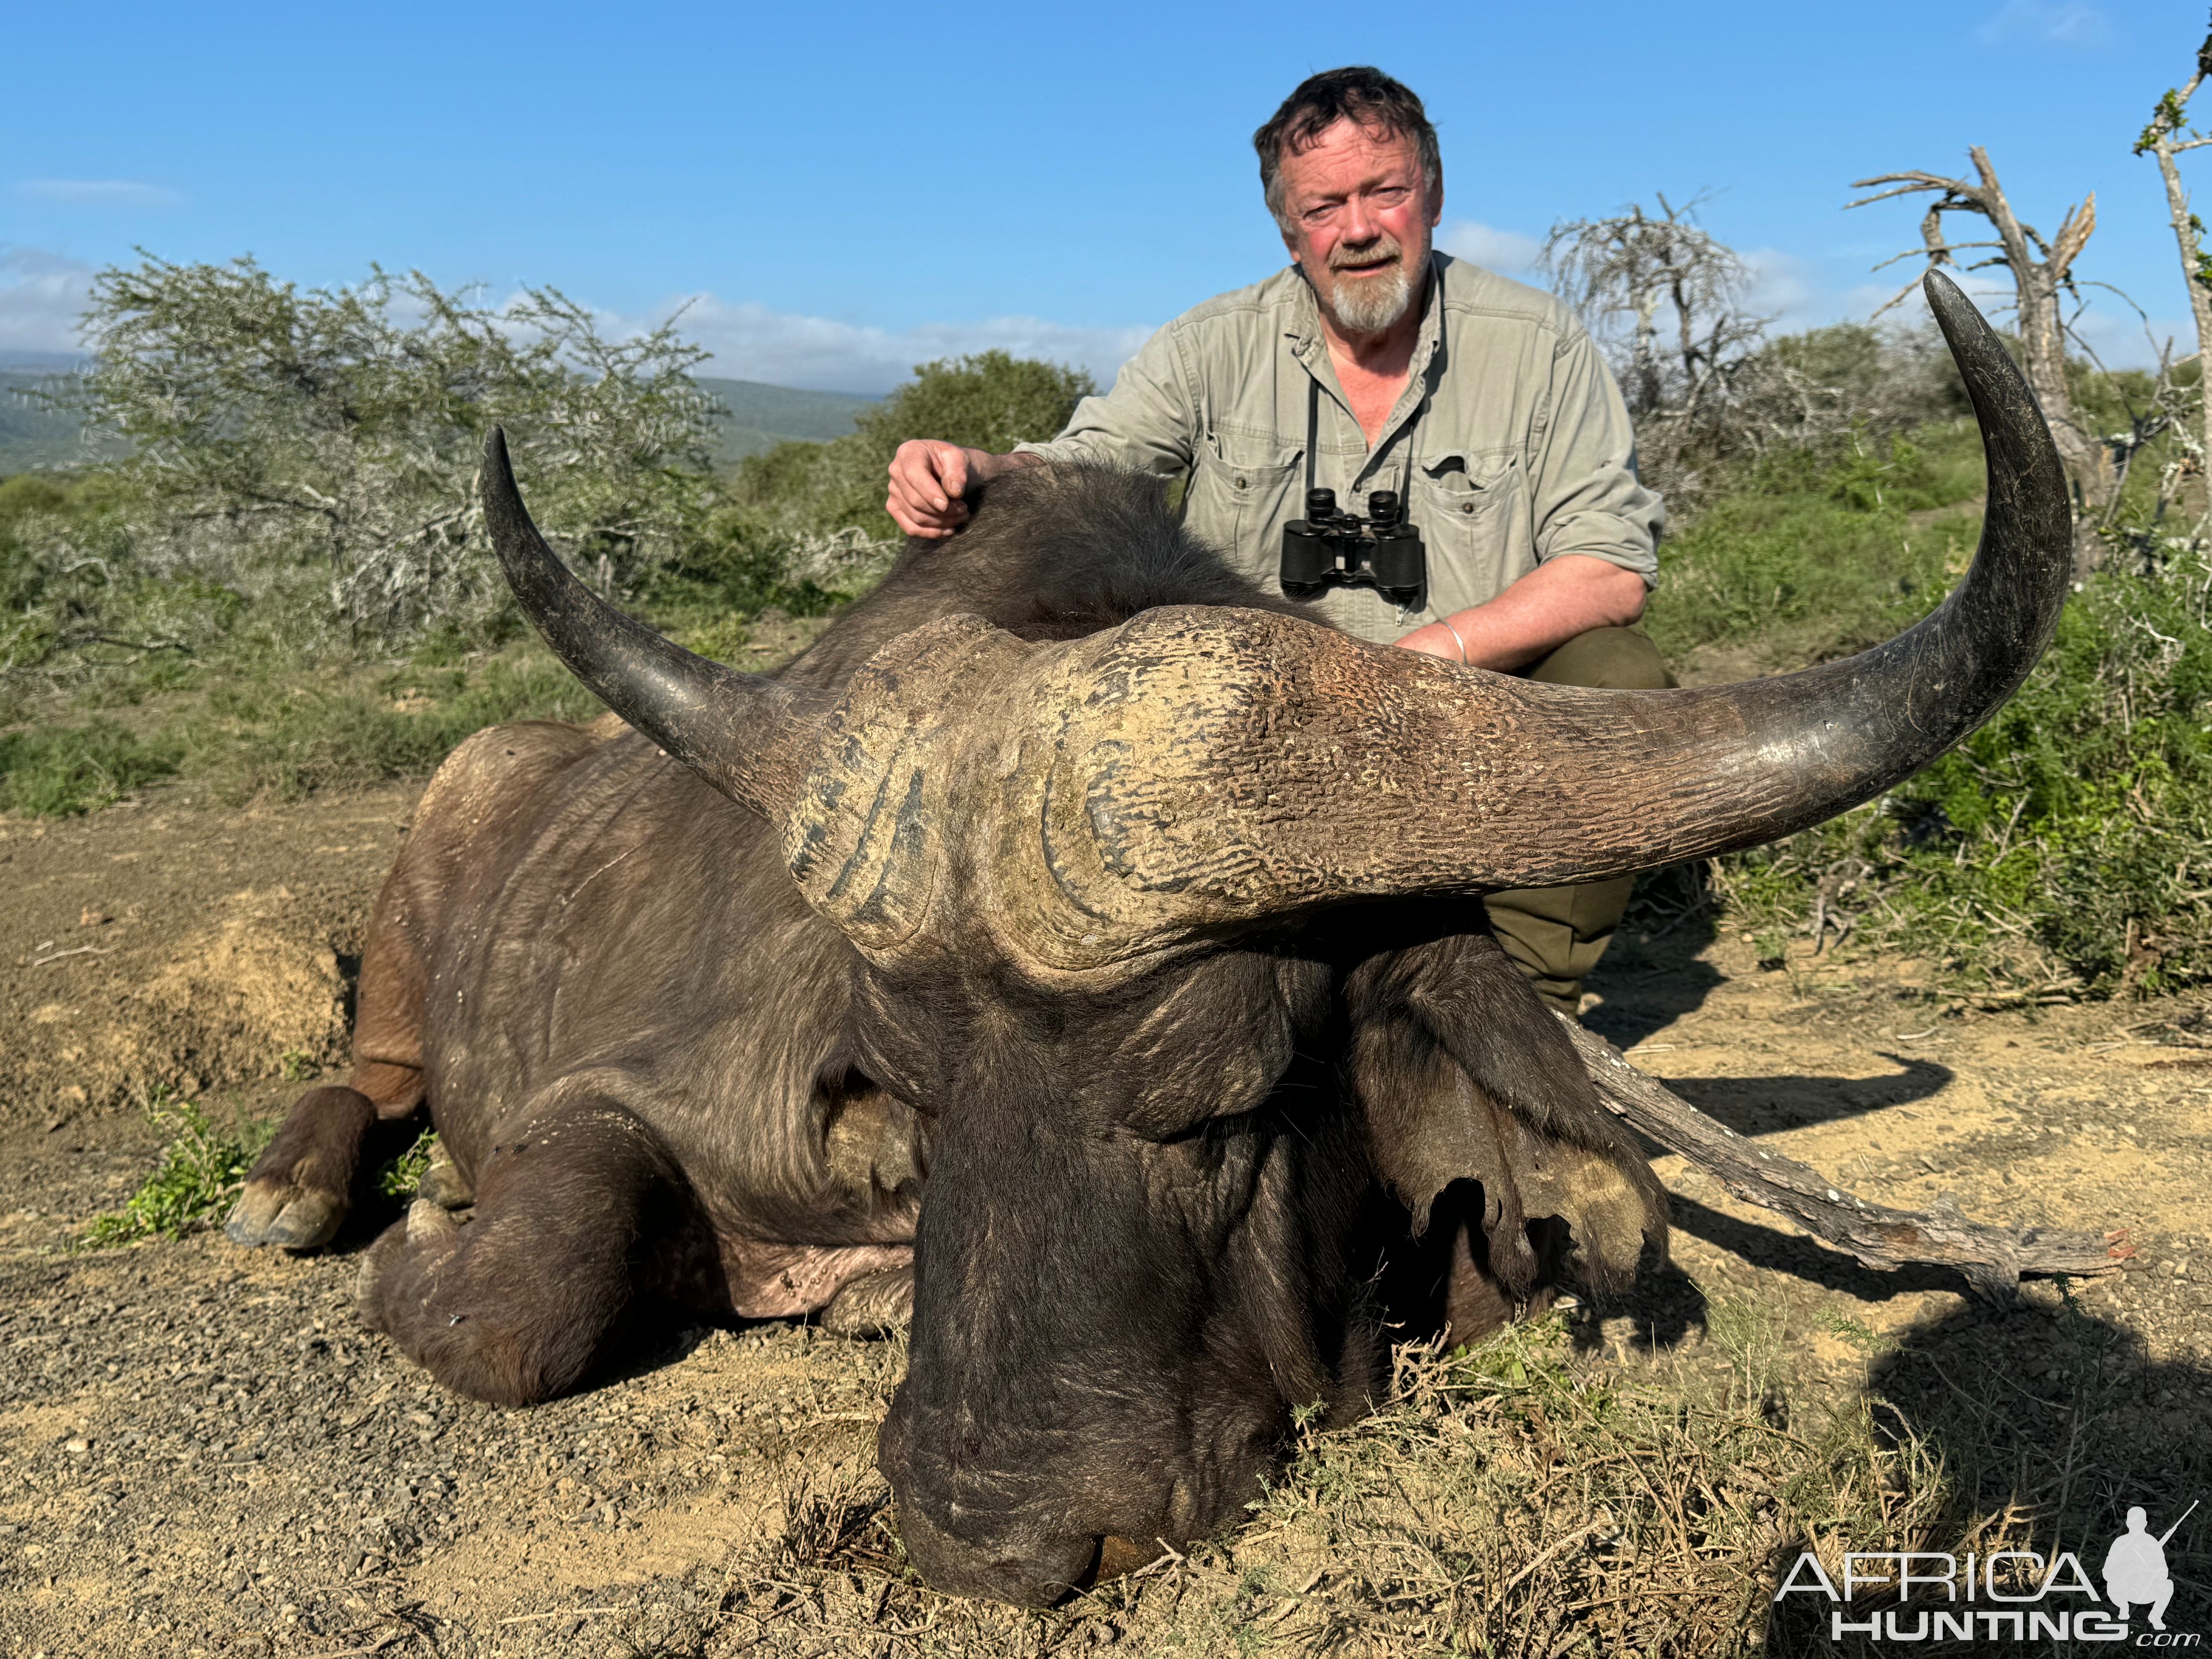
[15,179,185,208]
[0,246,96,358]
[0,250,1157,393]
[657,295,1157,394]
[1975,0,2113,48]
[1743,247,1817,330]
[1439,221,1544,278]
[1831,267,2190,371]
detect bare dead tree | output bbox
[1543,194,1817,510]
[1542,192,1766,420]
[1849,149,2106,570]
[2135,14,2212,514]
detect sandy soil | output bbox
[1,785,2207,1656]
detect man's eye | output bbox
[1304,204,1338,224]
[1374,187,1410,204]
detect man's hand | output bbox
[886,440,979,538]
[886,441,1045,539]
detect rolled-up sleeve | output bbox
[1529,325,1664,587]
[1012,321,1196,477]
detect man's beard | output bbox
[1321,236,1417,333]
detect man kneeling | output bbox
[886,67,1667,1014]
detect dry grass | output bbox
[531,1291,2190,1659]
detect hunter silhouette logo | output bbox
[1772,1499,2199,1644]
[2105,1502,2195,1633]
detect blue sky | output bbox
[5,0,2210,391]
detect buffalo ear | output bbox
[1345,925,1667,1330]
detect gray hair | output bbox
[1254,67,1442,233]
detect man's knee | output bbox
[1524,627,1670,691]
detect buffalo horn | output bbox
[1448,267,2076,884]
[479,426,828,818]
[1067,270,2072,922]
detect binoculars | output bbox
[1280,487,1427,607]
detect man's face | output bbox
[1276,120,1442,337]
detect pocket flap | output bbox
[1423,450,1517,492]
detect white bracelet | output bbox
[1438,615,1470,664]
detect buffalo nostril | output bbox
[1065,1534,1107,1593]
[893,1499,1101,1608]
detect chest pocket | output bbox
[1183,431,1301,586]
[1414,450,1533,618]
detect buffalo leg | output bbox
[356,1088,685,1406]
[224,1086,378,1249]
[416,1138,474,1209]
[820,1263,914,1338]
[225,1055,428,1250]
[229,824,437,1249]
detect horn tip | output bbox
[1922,267,1969,321]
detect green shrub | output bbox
[1710,546,2212,994]
[725,349,1094,543]
[80,1092,271,1247]
[0,718,179,814]
[187,650,601,802]
[1644,423,1984,668]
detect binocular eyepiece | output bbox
[1281,486,1426,606]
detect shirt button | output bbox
[1461,501,1475,514]
[1234,476,1248,488]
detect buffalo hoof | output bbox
[405,1196,461,1244]
[354,1202,464,1316]
[820,1266,913,1339]
[225,1178,346,1251]
[227,1084,377,1252]
[416,1145,473,1209]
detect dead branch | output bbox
[1849,147,2106,571]
[2135,19,2212,525]
[1559,1015,2129,1300]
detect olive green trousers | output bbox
[1481,627,1671,1015]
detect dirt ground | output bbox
[2,784,2208,1656]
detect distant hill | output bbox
[0,372,124,473]
[0,371,877,476]
[697,377,877,465]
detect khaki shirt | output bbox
[1014,252,1662,644]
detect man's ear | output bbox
[1345,919,1667,1326]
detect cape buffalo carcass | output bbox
[225,273,2068,1607]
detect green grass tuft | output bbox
[79,1090,272,1248]
[375,1130,436,1200]
[0,718,180,815]
[187,651,602,803]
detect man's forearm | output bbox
[1396,555,1649,670]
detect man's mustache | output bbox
[1329,236,1404,271]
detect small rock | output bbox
[64,1437,90,1454]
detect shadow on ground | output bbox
[1760,1286,2212,1655]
